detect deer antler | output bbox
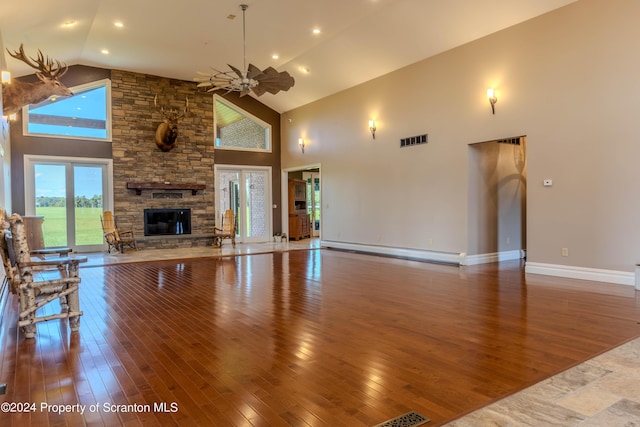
[7,43,68,78]
[154,95,189,122]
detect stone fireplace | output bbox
[110,70,215,249]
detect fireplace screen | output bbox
[144,208,191,236]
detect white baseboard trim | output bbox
[462,250,525,266]
[320,240,464,265]
[525,262,635,286]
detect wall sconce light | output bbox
[298,138,305,154]
[8,113,17,121]
[1,70,10,84]
[487,88,497,114]
[368,120,376,139]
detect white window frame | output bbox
[213,95,272,153]
[22,78,113,142]
[24,154,114,251]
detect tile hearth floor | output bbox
[78,238,640,426]
[80,237,321,267]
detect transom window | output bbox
[214,95,271,152]
[23,78,112,141]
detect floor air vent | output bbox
[400,134,428,148]
[374,411,430,427]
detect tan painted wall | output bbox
[282,0,640,272]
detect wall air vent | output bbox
[497,137,521,145]
[400,134,428,148]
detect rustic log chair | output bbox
[0,212,87,339]
[100,211,138,253]
[213,209,236,248]
[0,208,73,292]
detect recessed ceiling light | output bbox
[101,49,110,55]
[114,21,124,28]
[272,54,279,60]
[62,20,77,28]
[312,28,321,35]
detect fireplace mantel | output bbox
[127,182,206,196]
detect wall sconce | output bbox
[368,120,376,139]
[1,70,10,84]
[487,88,497,114]
[298,138,305,154]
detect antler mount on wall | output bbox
[154,95,189,152]
[1,44,73,116]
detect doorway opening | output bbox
[467,136,526,262]
[24,155,114,252]
[283,165,321,241]
[215,165,272,244]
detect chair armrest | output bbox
[19,256,88,268]
[30,248,73,257]
[118,230,135,237]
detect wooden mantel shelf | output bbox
[127,182,205,196]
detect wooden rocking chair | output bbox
[101,211,138,253]
[213,209,236,248]
[0,212,87,338]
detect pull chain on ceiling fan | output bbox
[195,4,295,97]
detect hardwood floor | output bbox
[1,249,639,426]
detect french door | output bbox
[24,155,113,252]
[215,165,272,243]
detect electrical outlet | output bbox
[561,248,569,257]
[506,237,510,245]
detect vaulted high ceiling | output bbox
[0,0,576,113]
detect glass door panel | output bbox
[26,156,112,252]
[244,171,268,241]
[35,164,68,247]
[304,172,321,237]
[311,176,321,237]
[216,166,271,243]
[74,165,105,246]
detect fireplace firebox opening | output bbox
[144,208,191,236]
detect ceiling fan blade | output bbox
[253,67,295,94]
[251,84,268,97]
[227,64,244,79]
[246,63,263,80]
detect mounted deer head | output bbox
[154,95,189,152]
[1,44,73,116]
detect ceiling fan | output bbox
[194,4,295,97]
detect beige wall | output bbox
[282,0,640,274]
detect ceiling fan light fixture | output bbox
[194,4,295,97]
